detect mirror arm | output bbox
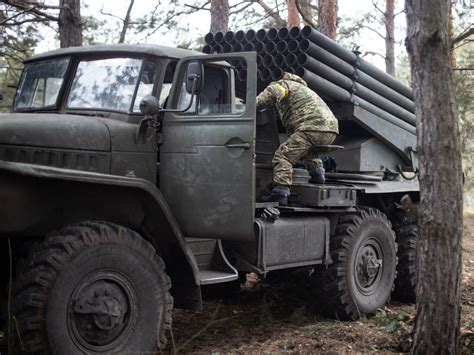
[159,77,198,114]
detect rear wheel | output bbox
[391,211,418,302]
[313,208,397,320]
[13,221,173,354]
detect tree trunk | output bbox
[448,4,456,67]
[318,0,337,39]
[384,0,395,76]
[405,0,463,353]
[287,0,300,27]
[119,0,135,44]
[58,0,82,48]
[210,0,229,33]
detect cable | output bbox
[397,165,418,180]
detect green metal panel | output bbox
[160,52,257,241]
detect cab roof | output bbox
[25,44,201,63]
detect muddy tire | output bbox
[313,208,397,320]
[13,221,173,354]
[392,212,418,302]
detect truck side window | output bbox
[15,58,69,109]
[132,61,159,112]
[159,61,177,108]
[176,61,246,116]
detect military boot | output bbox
[309,166,326,184]
[269,185,291,205]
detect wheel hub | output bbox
[74,296,123,330]
[355,242,383,293]
[69,272,137,351]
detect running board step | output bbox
[186,238,239,285]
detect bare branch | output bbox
[230,2,253,15]
[363,51,385,59]
[451,26,474,47]
[2,0,59,22]
[257,0,286,27]
[371,0,385,15]
[119,0,135,43]
[362,24,386,39]
[0,4,38,24]
[184,2,211,11]
[99,9,124,22]
[395,8,406,17]
[295,0,317,28]
[1,17,49,26]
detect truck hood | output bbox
[0,113,110,151]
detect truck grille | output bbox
[0,145,110,173]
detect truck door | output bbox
[160,53,257,241]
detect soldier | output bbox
[257,72,339,204]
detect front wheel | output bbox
[13,221,173,354]
[312,208,397,320]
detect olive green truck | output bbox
[0,42,418,353]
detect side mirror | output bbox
[139,95,160,116]
[185,61,203,95]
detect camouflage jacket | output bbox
[256,73,339,135]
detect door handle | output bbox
[225,142,251,149]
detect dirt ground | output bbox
[166,214,474,354]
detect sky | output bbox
[36,0,409,70]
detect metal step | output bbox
[186,238,239,285]
[199,269,238,285]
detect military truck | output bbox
[0,41,418,353]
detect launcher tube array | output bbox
[203,25,416,133]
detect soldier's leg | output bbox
[271,132,313,203]
[302,132,337,184]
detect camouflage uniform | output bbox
[256,72,339,187]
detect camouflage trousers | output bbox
[273,131,337,187]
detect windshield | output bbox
[14,57,69,110]
[67,58,158,112]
